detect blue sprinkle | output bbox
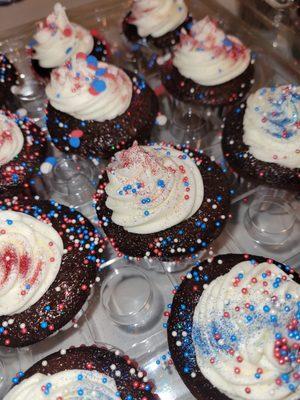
[91,79,106,93]
[96,68,107,76]
[40,321,48,329]
[45,156,57,166]
[69,137,80,148]
[281,373,289,383]
[29,39,38,48]
[223,37,233,47]
[87,55,98,66]
[289,384,296,392]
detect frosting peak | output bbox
[243,85,300,169]
[173,16,251,86]
[105,143,204,234]
[129,0,188,38]
[31,2,94,69]
[193,260,300,400]
[46,54,133,122]
[0,112,24,166]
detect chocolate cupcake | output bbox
[123,0,192,50]
[0,197,106,348]
[95,142,230,260]
[46,54,158,159]
[222,85,300,191]
[5,345,158,400]
[0,54,19,110]
[0,110,47,196]
[168,253,300,400]
[29,2,109,79]
[162,17,255,108]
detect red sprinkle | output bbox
[63,27,73,37]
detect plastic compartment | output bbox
[244,194,296,246]
[100,263,164,333]
[0,1,299,399]
[226,187,300,263]
[169,98,212,148]
[41,150,100,219]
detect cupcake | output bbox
[5,346,158,399]
[95,142,230,259]
[0,197,106,347]
[0,54,20,110]
[168,253,300,400]
[29,2,109,79]
[46,54,159,159]
[123,0,192,51]
[0,110,47,196]
[162,16,255,109]
[222,85,300,191]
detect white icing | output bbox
[243,85,300,169]
[32,3,94,69]
[173,16,251,86]
[193,260,300,400]
[0,113,24,166]
[46,54,132,122]
[130,0,188,38]
[4,370,119,399]
[0,211,64,315]
[105,143,203,234]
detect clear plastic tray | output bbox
[0,0,299,399]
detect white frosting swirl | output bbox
[0,113,24,166]
[31,3,94,69]
[105,143,204,234]
[4,370,118,399]
[193,260,300,400]
[0,211,64,315]
[46,54,133,122]
[173,17,251,86]
[243,85,300,169]
[130,0,188,38]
